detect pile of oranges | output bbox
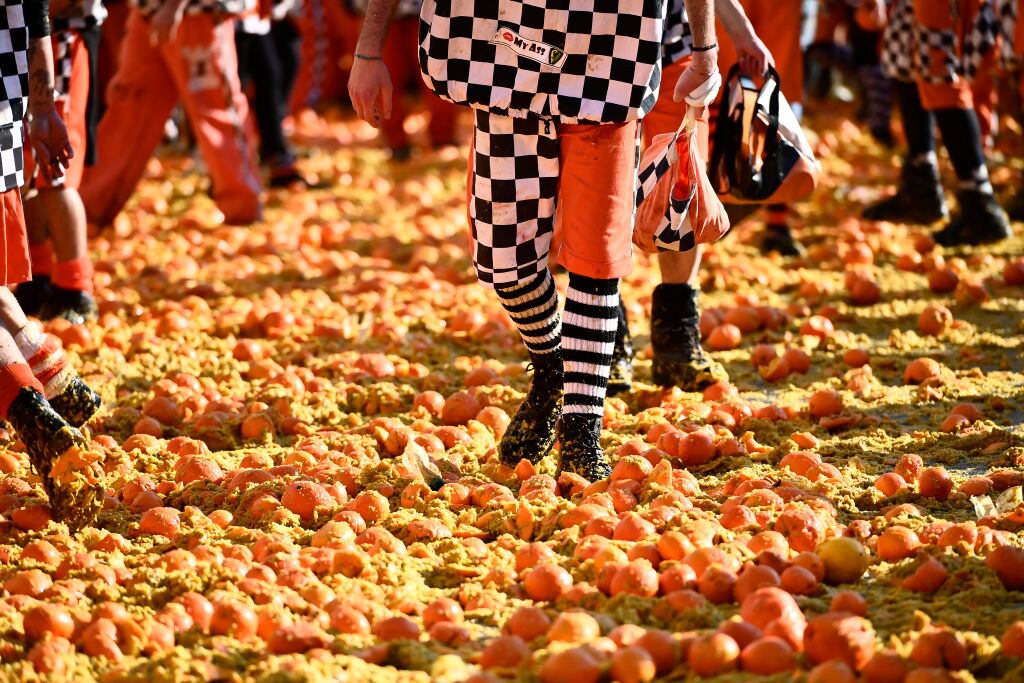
[0,108,1021,682]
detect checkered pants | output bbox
[469,110,642,288]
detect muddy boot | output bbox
[556,413,611,482]
[606,300,634,397]
[37,286,98,325]
[6,388,104,528]
[497,351,563,467]
[933,190,1012,247]
[651,284,729,391]
[760,225,805,257]
[15,276,52,318]
[49,376,102,428]
[863,160,948,224]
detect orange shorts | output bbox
[0,188,30,286]
[469,110,638,286]
[24,30,90,190]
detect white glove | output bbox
[684,71,722,108]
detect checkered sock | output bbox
[562,274,619,415]
[494,271,561,355]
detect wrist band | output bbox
[354,53,383,61]
[692,43,718,52]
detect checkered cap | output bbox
[420,0,666,124]
[662,0,692,65]
[133,0,255,18]
[0,0,28,191]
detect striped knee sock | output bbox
[562,274,619,416]
[13,323,75,400]
[494,271,561,355]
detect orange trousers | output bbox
[290,0,355,111]
[0,189,30,287]
[717,0,804,106]
[380,17,461,149]
[81,10,262,225]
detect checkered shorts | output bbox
[469,110,641,286]
[882,0,1001,84]
[995,0,1020,69]
[419,0,666,124]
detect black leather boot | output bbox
[37,285,98,325]
[651,284,728,391]
[6,388,103,528]
[556,412,611,482]
[497,350,563,467]
[863,160,948,224]
[933,190,1012,246]
[14,276,52,318]
[760,225,805,257]
[49,376,102,427]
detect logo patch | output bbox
[490,29,567,69]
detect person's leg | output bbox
[470,111,563,469]
[80,9,178,226]
[0,192,102,527]
[164,14,263,224]
[0,288,101,426]
[555,120,638,480]
[37,32,97,323]
[16,202,53,316]
[919,81,1011,244]
[271,19,301,102]
[863,79,949,223]
[242,30,300,182]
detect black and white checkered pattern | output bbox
[995,0,1019,69]
[133,0,255,18]
[662,0,691,66]
[469,109,560,286]
[881,0,917,81]
[882,0,1001,84]
[419,0,666,123]
[634,128,697,252]
[52,0,107,32]
[0,0,28,192]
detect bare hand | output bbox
[348,58,393,128]
[734,32,774,79]
[150,2,185,46]
[673,49,721,112]
[29,106,73,183]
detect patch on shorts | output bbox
[490,28,567,69]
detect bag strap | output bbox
[708,63,743,193]
[761,65,783,161]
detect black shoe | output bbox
[15,276,53,318]
[390,145,413,162]
[651,284,729,391]
[760,225,805,257]
[497,351,563,467]
[933,190,1012,247]
[6,388,103,529]
[49,376,102,428]
[37,286,98,325]
[607,300,634,397]
[556,413,611,482]
[864,160,949,224]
